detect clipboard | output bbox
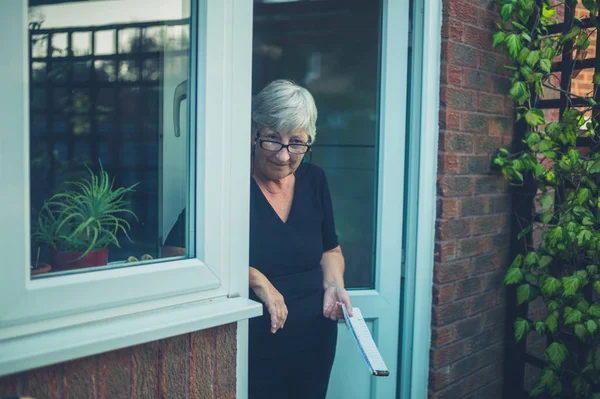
[342,304,390,377]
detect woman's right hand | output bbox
[249,267,288,334]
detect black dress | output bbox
[248,162,339,399]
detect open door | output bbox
[252,1,410,397]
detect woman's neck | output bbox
[253,173,294,195]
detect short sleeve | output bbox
[164,209,186,248]
[320,170,339,252]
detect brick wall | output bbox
[0,323,236,399]
[430,0,514,397]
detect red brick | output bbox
[430,339,470,368]
[446,0,480,24]
[64,356,97,399]
[438,176,473,196]
[478,380,503,398]
[464,362,503,394]
[441,86,477,110]
[430,383,465,399]
[446,344,503,386]
[440,109,461,130]
[473,175,507,195]
[482,306,505,329]
[432,326,455,347]
[436,218,471,239]
[465,25,492,49]
[433,283,455,305]
[432,299,470,326]
[440,132,474,153]
[471,252,508,274]
[475,135,503,154]
[441,64,464,85]
[453,315,483,340]
[215,324,237,399]
[455,276,485,299]
[477,92,505,114]
[191,329,216,399]
[439,154,461,174]
[161,335,188,399]
[489,116,513,136]
[132,341,159,399]
[442,20,465,41]
[99,349,131,399]
[456,236,490,258]
[0,374,22,397]
[435,241,458,262]
[460,197,489,216]
[460,155,490,174]
[434,259,470,283]
[463,112,489,134]
[472,215,499,235]
[469,291,497,315]
[438,198,459,218]
[27,366,61,399]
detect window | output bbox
[0,0,259,375]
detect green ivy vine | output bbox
[493,0,600,397]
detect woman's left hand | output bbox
[323,285,352,320]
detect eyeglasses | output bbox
[257,138,312,154]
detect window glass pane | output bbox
[28,0,194,278]
[252,0,381,288]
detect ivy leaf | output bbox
[493,31,506,48]
[506,34,523,59]
[534,163,547,177]
[526,50,541,67]
[539,194,553,211]
[587,320,598,335]
[505,267,524,285]
[525,252,540,266]
[546,342,568,369]
[562,26,581,43]
[577,188,591,205]
[577,230,593,246]
[594,280,600,295]
[511,254,524,269]
[575,323,587,341]
[501,4,514,23]
[589,159,600,174]
[524,109,545,126]
[565,309,582,325]
[549,227,563,246]
[541,276,561,297]
[587,265,598,275]
[573,375,585,395]
[594,73,600,85]
[539,58,552,74]
[546,311,559,333]
[539,255,553,269]
[535,321,546,334]
[517,284,531,305]
[515,317,530,341]
[563,276,580,296]
[542,3,555,18]
[589,303,600,317]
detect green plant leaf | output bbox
[505,267,524,285]
[542,3,555,18]
[587,320,598,335]
[575,323,587,340]
[517,284,531,305]
[525,251,540,266]
[515,317,530,341]
[589,304,600,317]
[493,31,506,48]
[563,276,580,296]
[546,342,568,369]
[594,280,600,295]
[565,309,582,325]
[539,194,553,211]
[501,4,514,23]
[539,58,551,74]
[534,321,546,334]
[541,276,561,297]
[546,311,559,333]
[524,109,545,126]
[589,159,600,174]
[526,50,540,67]
[539,255,553,269]
[506,34,523,58]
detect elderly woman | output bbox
[247,79,352,399]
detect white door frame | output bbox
[398,0,442,396]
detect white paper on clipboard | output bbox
[341,304,389,377]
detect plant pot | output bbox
[50,247,109,271]
[31,261,52,276]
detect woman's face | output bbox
[253,128,310,181]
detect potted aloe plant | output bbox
[33,164,138,271]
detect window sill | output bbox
[0,296,262,376]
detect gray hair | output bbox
[251,79,318,143]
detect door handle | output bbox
[173,79,188,137]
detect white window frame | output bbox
[0,0,260,377]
